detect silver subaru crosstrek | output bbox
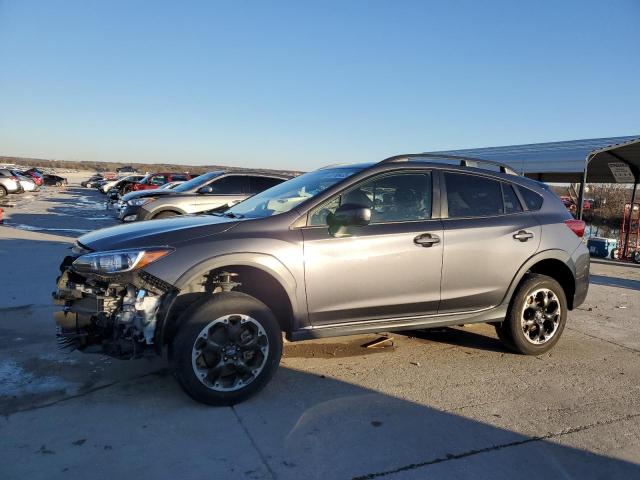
[53,154,589,405]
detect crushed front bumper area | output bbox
[53,256,177,358]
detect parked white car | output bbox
[12,171,38,192]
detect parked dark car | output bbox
[42,174,68,186]
[116,166,138,173]
[54,154,589,406]
[81,174,104,187]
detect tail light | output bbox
[565,219,585,238]
[10,176,18,181]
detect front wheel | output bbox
[498,274,567,355]
[0,186,7,197]
[172,292,283,406]
[154,211,179,219]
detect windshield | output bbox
[225,167,363,219]
[173,172,222,192]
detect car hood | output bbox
[78,214,239,251]
[121,189,175,202]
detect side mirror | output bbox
[328,203,371,228]
[198,186,213,194]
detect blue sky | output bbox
[1,0,639,170]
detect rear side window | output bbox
[518,186,544,210]
[249,176,283,194]
[210,175,246,194]
[171,174,189,181]
[445,172,503,218]
[502,183,523,214]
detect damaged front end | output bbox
[53,245,177,359]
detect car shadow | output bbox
[397,326,512,353]
[590,274,640,291]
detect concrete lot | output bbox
[1,177,639,479]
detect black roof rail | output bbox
[379,153,518,175]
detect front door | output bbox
[302,171,443,326]
[196,175,248,211]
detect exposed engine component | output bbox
[204,271,241,293]
[53,259,171,359]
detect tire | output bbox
[154,211,179,219]
[501,274,567,355]
[172,292,283,406]
[610,249,618,260]
[493,321,515,350]
[0,185,6,197]
[633,251,640,264]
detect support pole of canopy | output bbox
[623,177,638,259]
[577,166,588,219]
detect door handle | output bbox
[513,230,534,242]
[414,233,440,247]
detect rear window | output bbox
[518,186,544,210]
[502,183,523,214]
[249,176,283,194]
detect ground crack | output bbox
[352,412,640,480]
[567,327,640,355]
[231,406,277,480]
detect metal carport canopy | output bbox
[427,135,640,183]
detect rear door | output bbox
[195,174,248,211]
[439,171,541,313]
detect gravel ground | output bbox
[0,175,639,479]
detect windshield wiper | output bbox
[223,211,243,219]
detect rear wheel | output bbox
[0,186,7,197]
[173,292,283,406]
[499,274,567,355]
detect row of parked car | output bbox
[0,167,68,197]
[82,170,294,222]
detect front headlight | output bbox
[72,247,173,275]
[129,197,156,207]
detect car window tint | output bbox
[172,174,189,181]
[309,172,432,226]
[502,183,523,214]
[518,186,544,210]
[249,176,283,194]
[209,175,246,194]
[445,172,503,218]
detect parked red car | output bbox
[23,170,44,186]
[130,172,195,192]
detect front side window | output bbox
[209,175,246,194]
[173,171,223,192]
[309,172,432,226]
[445,172,503,218]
